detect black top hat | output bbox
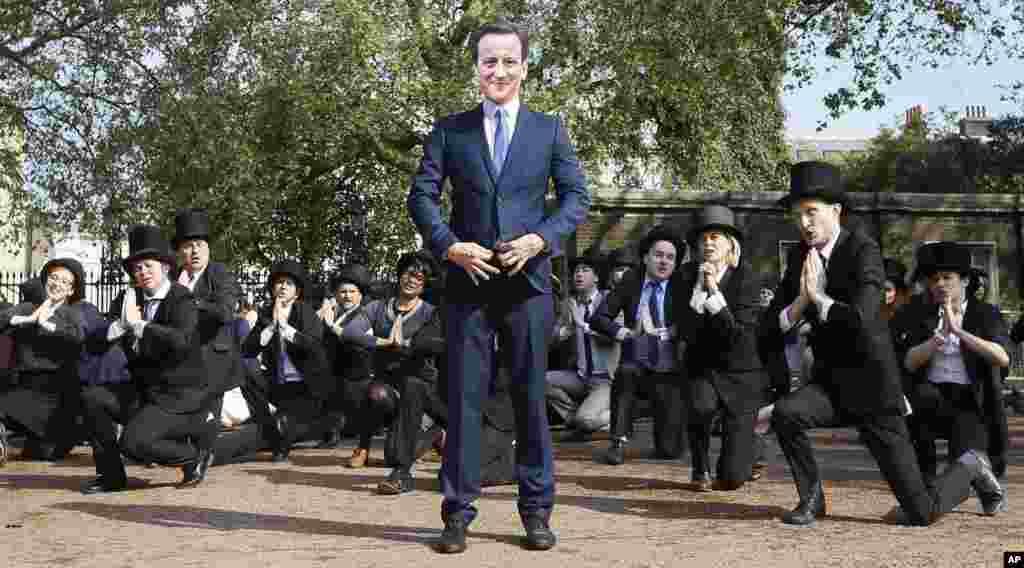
[330,264,372,294]
[912,242,971,281]
[607,246,640,269]
[779,161,846,209]
[568,247,605,272]
[122,225,177,273]
[688,204,744,243]
[18,278,45,305]
[882,258,909,291]
[173,208,211,246]
[637,225,687,264]
[41,257,86,303]
[267,259,309,298]
[396,250,438,283]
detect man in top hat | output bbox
[890,242,1009,514]
[881,258,911,322]
[591,225,689,466]
[606,247,640,292]
[545,248,615,437]
[80,225,215,493]
[675,205,769,491]
[0,258,86,464]
[759,161,1004,526]
[407,19,589,552]
[170,208,244,460]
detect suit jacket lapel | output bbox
[474,104,499,189]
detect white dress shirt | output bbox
[927,299,972,386]
[482,97,520,161]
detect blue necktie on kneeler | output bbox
[493,109,508,176]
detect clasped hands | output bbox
[931,296,963,348]
[446,234,545,285]
[793,248,828,313]
[376,317,405,350]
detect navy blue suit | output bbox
[408,102,590,524]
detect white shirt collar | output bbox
[183,267,205,291]
[144,277,172,300]
[574,288,601,307]
[642,276,668,292]
[817,228,841,261]
[483,97,520,124]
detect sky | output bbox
[783,58,1022,140]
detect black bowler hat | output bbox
[912,242,971,281]
[121,225,176,273]
[41,257,86,303]
[688,204,744,243]
[173,208,211,246]
[779,161,846,209]
[267,259,310,299]
[568,247,605,273]
[330,264,372,294]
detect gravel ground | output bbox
[2,419,1023,568]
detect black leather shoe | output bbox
[691,470,713,492]
[316,428,342,449]
[523,515,556,551]
[81,476,127,495]
[605,439,626,465]
[435,515,467,554]
[180,448,215,487]
[968,452,1007,515]
[377,468,415,495]
[781,483,828,526]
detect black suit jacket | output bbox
[172,263,244,393]
[590,268,680,370]
[674,261,769,412]
[322,303,373,385]
[759,228,905,415]
[108,284,208,414]
[891,294,1011,462]
[242,301,333,400]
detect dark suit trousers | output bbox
[907,382,987,480]
[772,383,974,525]
[610,362,687,459]
[689,378,756,482]
[384,375,447,469]
[82,383,204,480]
[441,282,554,525]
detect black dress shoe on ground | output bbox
[377,468,415,495]
[180,448,215,487]
[435,515,467,554]
[605,439,626,465]
[523,515,556,551]
[967,451,1008,516]
[81,476,127,495]
[691,471,713,492]
[781,483,829,526]
[316,428,342,449]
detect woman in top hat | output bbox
[80,225,215,493]
[340,250,445,494]
[675,205,769,490]
[890,242,1009,513]
[759,162,1003,527]
[241,259,332,463]
[0,258,86,464]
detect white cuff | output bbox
[130,320,148,337]
[331,321,346,338]
[107,320,128,341]
[615,328,630,342]
[279,321,297,343]
[38,320,57,333]
[816,297,834,322]
[10,315,34,327]
[259,326,274,346]
[705,292,727,315]
[779,303,797,333]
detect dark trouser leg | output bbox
[356,380,395,450]
[212,422,269,465]
[270,383,321,451]
[81,384,139,481]
[717,405,756,484]
[609,364,642,440]
[386,376,432,469]
[651,373,686,459]
[501,291,555,522]
[120,405,202,466]
[771,384,839,503]
[688,378,719,476]
[858,413,971,525]
[544,370,586,426]
[194,394,223,453]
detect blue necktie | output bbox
[493,109,508,175]
[646,282,662,366]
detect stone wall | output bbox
[576,190,1024,312]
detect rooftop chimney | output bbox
[959,105,993,138]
